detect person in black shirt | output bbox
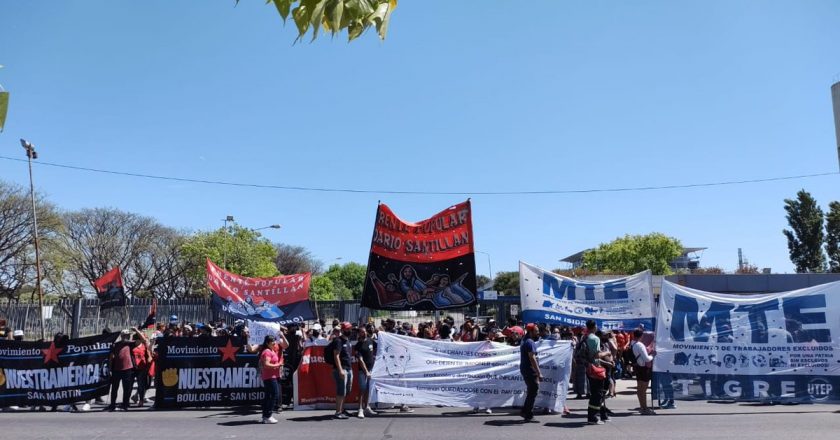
[520,323,542,422]
[330,322,354,419]
[354,326,377,418]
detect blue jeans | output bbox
[332,368,353,397]
[262,379,279,419]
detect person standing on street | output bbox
[519,323,542,422]
[331,322,355,419]
[106,328,145,411]
[585,320,611,425]
[354,326,378,418]
[258,335,282,424]
[632,328,656,415]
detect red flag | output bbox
[94,267,125,309]
[142,298,157,329]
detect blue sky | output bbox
[1,0,839,276]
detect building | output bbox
[559,247,706,271]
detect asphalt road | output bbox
[2,381,839,440]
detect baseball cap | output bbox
[525,323,538,332]
[340,322,352,331]
[508,326,524,336]
[169,315,179,324]
[13,330,24,337]
[312,323,322,331]
[120,329,131,335]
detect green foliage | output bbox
[691,266,724,275]
[0,91,8,132]
[244,0,397,42]
[322,262,366,300]
[309,275,336,301]
[783,190,826,273]
[826,201,840,273]
[475,274,491,289]
[492,271,519,296]
[180,225,278,295]
[582,233,683,275]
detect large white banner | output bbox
[519,261,655,330]
[654,281,840,402]
[369,332,572,411]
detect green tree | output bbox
[475,274,491,289]
[826,201,840,273]
[180,225,279,295]
[244,0,397,42]
[322,262,366,300]
[309,275,336,301]
[783,190,826,273]
[492,271,519,296]
[582,233,683,275]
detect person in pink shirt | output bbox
[259,335,284,424]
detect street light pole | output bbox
[21,139,46,340]
[475,250,493,281]
[253,224,282,232]
[222,215,234,269]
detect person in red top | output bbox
[131,337,152,407]
[106,328,147,411]
[258,333,288,424]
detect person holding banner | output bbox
[107,328,146,412]
[519,323,542,422]
[258,335,284,424]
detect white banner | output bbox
[246,320,282,346]
[369,332,572,411]
[519,261,655,330]
[654,281,840,402]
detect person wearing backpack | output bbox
[328,322,355,419]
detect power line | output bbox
[0,155,836,195]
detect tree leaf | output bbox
[0,91,8,132]
[273,0,292,21]
[291,1,314,42]
[324,0,343,35]
[309,0,328,41]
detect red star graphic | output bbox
[218,339,240,363]
[41,342,63,365]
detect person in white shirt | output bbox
[631,329,656,415]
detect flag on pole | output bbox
[94,267,125,310]
[141,298,157,329]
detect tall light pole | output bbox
[222,215,234,269]
[21,139,46,340]
[254,224,282,232]
[475,250,493,282]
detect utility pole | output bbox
[21,139,46,340]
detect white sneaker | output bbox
[81,404,91,412]
[262,416,278,424]
[357,409,365,419]
[484,408,492,414]
[8,406,19,410]
[364,407,378,416]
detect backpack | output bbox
[323,341,336,367]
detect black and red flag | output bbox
[141,298,157,329]
[94,267,125,310]
[361,200,478,310]
[206,259,314,324]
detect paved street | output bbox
[2,381,839,440]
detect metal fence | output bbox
[1,296,524,339]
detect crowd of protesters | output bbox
[0,315,659,425]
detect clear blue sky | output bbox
[1,1,839,276]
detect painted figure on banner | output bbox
[362,201,478,311]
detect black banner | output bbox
[361,201,478,310]
[154,336,264,408]
[0,333,118,406]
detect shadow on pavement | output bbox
[287,415,337,422]
[217,420,263,426]
[483,419,536,427]
[544,421,588,428]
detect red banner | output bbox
[206,259,311,305]
[294,343,360,409]
[372,200,474,263]
[93,267,125,309]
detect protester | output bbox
[12,329,24,341]
[106,328,146,411]
[258,335,282,424]
[131,331,153,407]
[354,326,378,418]
[519,323,542,422]
[632,328,656,415]
[329,322,355,419]
[584,320,611,425]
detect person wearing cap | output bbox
[307,323,325,344]
[106,328,147,411]
[330,322,355,419]
[519,323,542,422]
[12,329,24,341]
[585,319,611,425]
